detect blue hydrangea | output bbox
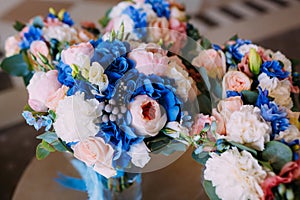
[19,25,43,50]
[226,39,252,62]
[91,40,130,68]
[145,0,170,19]
[226,90,241,98]
[62,12,74,26]
[256,87,270,107]
[22,111,53,131]
[56,62,75,88]
[123,6,147,38]
[261,60,289,80]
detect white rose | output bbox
[43,24,79,43]
[109,1,134,18]
[276,125,300,143]
[237,44,258,57]
[204,148,267,200]
[225,105,270,151]
[128,142,151,168]
[53,92,101,143]
[258,73,293,109]
[89,62,109,91]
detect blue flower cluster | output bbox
[48,11,74,26]
[122,6,147,38]
[261,60,289,80]
[256,88,289,138]
[19,26,43,50]
[227,39,252,61]
[145,0,171,19]
[22,111,52,131]
[56,62,75,88]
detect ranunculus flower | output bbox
[129,95,167,137]
[217,96,243,122]
[29,40,50,65]
[53,92,101,143]
[204,148,267,200]
[5,35,20,57]
[45,85,69,111]
[27,70,62,112]
[127,141,151,168]
[192,49,226,79]
[61,42,94,78]
[225,105,270,151]
[223,71,252,93]
[73,137,116,178]
[88,62,109,91]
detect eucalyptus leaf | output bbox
[192,150,210,165]
[262,141,293,173]
[37,132,59,144]
[36,143,50,160]
[0,54,29,76]
[227,141,258,156]
[203,180,221,200]
[200,37,212,49]
[144,133,172,152]
[152,142,187,156]
[13,20,25,31]
[41,140,55,152]
[241,90,258,105]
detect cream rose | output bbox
[223,71,252,94]
[53,92,101,143]
[225,105,270,151]
[45,85,69,111]
[217,96,243,122]
[192,49,226,79]
[88,62,109,91]
[148,18,169,42]
[204,148,267,200]
[5,35,20,57]
[73,137,116,178]
[129,95,167,137]
[27,70,62,112]
[128,142,151,168]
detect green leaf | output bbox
[23,71,33,86]
[262,141,293,173]
[227,141,258,156]
[241,90,258,105]
[152,141,187,156]
[36,143,50,160]
[48,110,56,120]
[203,180,221,200]
[13,20,25,31]
[229,34,239,41]
[192,150,210,165]
[200,37,212,49]
[41,140,55,152]
[0,54,30,76]
[99,8,112,27]
[37,132,58,143]
[144,133,172,152]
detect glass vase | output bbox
[101,172,142,200]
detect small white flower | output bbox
[89,62,109,91]
[204,148,267,200]
[53,92,101,143]
[225,105,270,151]
[276,125,300,143]
[258,73,293,109]
[128,142,151,168]
[237,44,258,57]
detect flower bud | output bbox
[249,48,262,76]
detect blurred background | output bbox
[0,0,300,199]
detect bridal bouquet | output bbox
[191,36,300,200]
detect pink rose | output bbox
[29,40,50,65]
[27,70,62,112]
[61,42,94,67]
[4,35,20,57]
[212,109,226,135]
[128,44,169,76]
[45,85,69,111]
[129,95,167,137]
[73,137,116,178]
[190,114,215,136]
[167,18,187,53]
[148,18,169,42]
[217,96,243,122]
[223,71,252,93]
[192,49,226,79]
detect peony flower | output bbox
[192,49,226,79]
[258,73,293,109]
[73,137,116,178]
[61,42,94,78]
[29,40,50,66]
[88,62,109,91]
[217,96,243,122]
[223,71,252,94]
[225,105,270,151]
[53,92,101,143]
[5,35,20,57]
[127,141,151,168]
[204,148,267,200]
[27,70,62,112]
[129,95,167,137]
[43,24,79,43]
[45,85,69,111]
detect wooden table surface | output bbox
[13,148,209,200]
